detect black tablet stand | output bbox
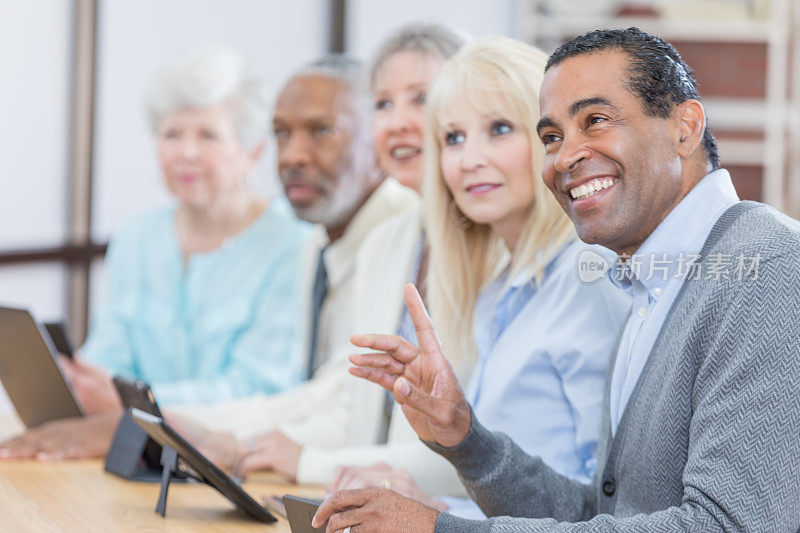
[105,410,188,483]
[155,445,212,518]
[105,410,158,481]
[156,445,179,517]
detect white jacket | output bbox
[168,179,419,448]
[296,205,466,496]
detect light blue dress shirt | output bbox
[608,169,740,435]
[440,239,630,518]
[81,198,313,406]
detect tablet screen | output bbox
[130,408,276,523]
[0,307,82,427]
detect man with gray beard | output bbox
[273,55,416,379]
[165,55,417,479]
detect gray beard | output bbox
[291,175,370,230]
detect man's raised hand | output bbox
[349,284,471,447]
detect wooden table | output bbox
[0,417,324,532]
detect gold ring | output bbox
[379,478,391,490]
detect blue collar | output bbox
[610,169,740,295]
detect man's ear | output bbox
[673,99,705,159]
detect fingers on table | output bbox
[331,467,361,492]
[235,447,272,477]
[327,467,349,493]
[330,464,390,492]
[0,438,38,459]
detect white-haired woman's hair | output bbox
[423,36,575,376]
[144,44,271,148]
[367,22,468,89]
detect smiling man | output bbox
[314,28,800,532]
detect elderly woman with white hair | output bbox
[60,45,312,412]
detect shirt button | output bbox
[602,479,616,496]
[637,307,647,318]
[653,287,662,297]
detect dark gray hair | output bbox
[295,54,364,96]
[289,54,372,148]
[368,23,468,89]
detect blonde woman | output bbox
[327,36,629,519]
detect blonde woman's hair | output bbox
[423,36,575,376]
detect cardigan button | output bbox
[602,479,616,496]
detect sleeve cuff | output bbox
[424,415,505,480]
[296,446,349,486]
[435,512,492,533]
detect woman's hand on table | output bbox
[164,412,244,473]
[327,462,447,511]
[0,412,120,460]
[234,430,303,481]
[161,416,303,481]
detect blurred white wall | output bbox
[347,0,519,60]
[0,0,72,332]
[0,1,71,251]
[91,0,329,242]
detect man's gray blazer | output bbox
[432,202,800,532]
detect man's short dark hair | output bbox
[546,27,720,170]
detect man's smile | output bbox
[569,176,616,200]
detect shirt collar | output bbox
[508,265,538,290]
[324,178,414,289]
[610,169,740,294]
[502,238,577,293]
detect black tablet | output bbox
[112,377,165,472]
[283,495,325,532]
[129,408,277,523]
[0,306,83,427]
[43,322,74,359]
